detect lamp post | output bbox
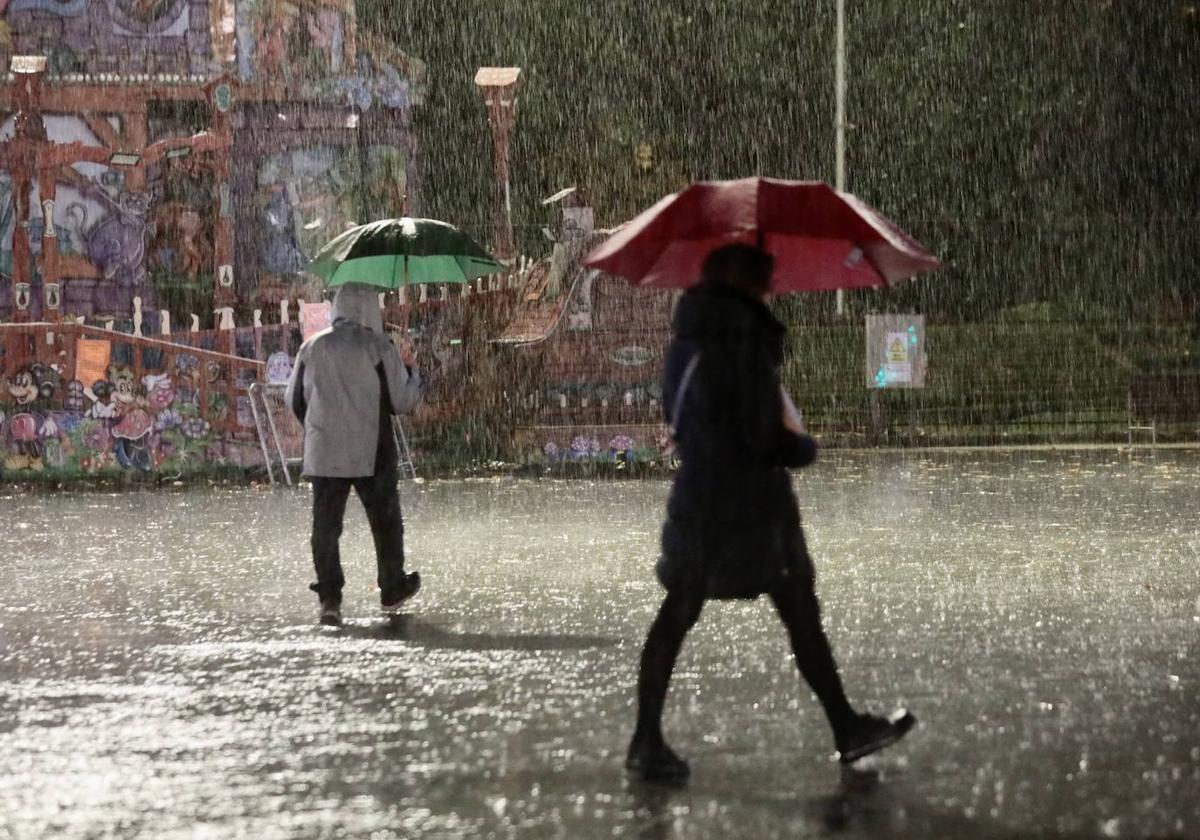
[474,67,523,262]
[835,0,847,317]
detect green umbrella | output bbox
[306,217,504,289]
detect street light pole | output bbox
[835,0,847,316]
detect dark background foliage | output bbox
[367,0,1199,320]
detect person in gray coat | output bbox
[285,282,423,625]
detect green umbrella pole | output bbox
[402,253,410,331]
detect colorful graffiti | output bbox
[0,358,219,474]
[539,429,674,465]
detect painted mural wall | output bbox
[0,358,220,474]
[0,113,159,323]
[505,258,679,464]
[2,0,208,78]
[1,0,423,330]
[0,321,271,479]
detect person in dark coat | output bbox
[626,243,915,783]
[285,282,423,626]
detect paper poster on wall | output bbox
[883,331,913,385]
[76,337,112,387]
[265,351,293,385]
[300,301,332,340]
[865,315,925,388]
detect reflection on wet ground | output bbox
[2,449,1197,838]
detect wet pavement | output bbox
[2,449,1198,839]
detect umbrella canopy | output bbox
[307,217,504,290]
[583,178,941,292]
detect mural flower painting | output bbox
[570,435,602,458]
[145,375,175,410]
[207,393,230,423]
[609,434,636,454]
[181,418,211,440]
[155,409,183,431]
[81,421,111,453]
[81,451,114,472]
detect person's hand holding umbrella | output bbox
[781,388,806,434]
[398,337,417,369]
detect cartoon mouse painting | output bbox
[2,363,59,471]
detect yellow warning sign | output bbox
[887,334,909,363]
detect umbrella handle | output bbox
[402,254,409,332]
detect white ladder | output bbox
[392,415,418,480]
[249,383,297,485]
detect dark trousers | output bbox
[631,571,856,748]
[310,467,406,605]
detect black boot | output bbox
[835,709,916,763]
[626,739,690,784]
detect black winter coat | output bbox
[657,284,818,599]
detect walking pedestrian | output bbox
[285,282,423,626]
[626,243,915,782]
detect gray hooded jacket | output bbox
[285,283,422,477]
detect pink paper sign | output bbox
[301,302,332,340]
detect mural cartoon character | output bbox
[254,0,293,78]
[152,203,210,280]
[2,363,59,471]
[173,355,200,405]
[87,380,117,420]
[107,367,153,470]
[265,351,292,385]
[66,188,152,292]
[259,187,307,275]
[173,208,208,279]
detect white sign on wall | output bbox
[866,315,926,389]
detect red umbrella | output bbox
[583,177,941,292]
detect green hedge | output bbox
[782,312,1198,443]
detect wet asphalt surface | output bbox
[1,449,1198,839]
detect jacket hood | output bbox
[331,283,384,334]
[672,284,785,344]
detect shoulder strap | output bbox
[668,352,701,438]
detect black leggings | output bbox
[631,575,855,748]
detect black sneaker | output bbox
[319,599,342,627]
[625,741,690,784]
[835,709,916,763]
[382,571,421,615]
